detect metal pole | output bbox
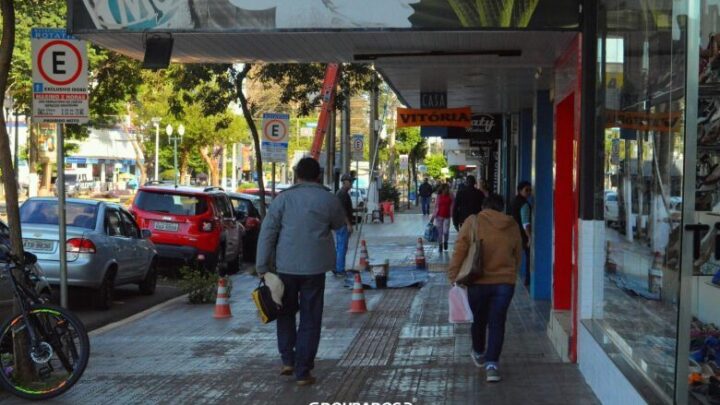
[232,143,237,190]
[271,162,276,199]
[154,124,159,181]
[173,136,178,187]
[13,110,18,184]
[57,124,68,309]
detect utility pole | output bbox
[231,143,237,190]
[221,146,227,188]
[369,76,379,172]
[151,117,161,181]
[341,86,350,175]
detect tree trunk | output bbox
[199,146,220,186]
[236,64,267,218]
[128,129,146,185]
[0,0,34,381]
[180,152,189,185]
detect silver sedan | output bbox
[19,198,158,310]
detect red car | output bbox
[130,185,243,275]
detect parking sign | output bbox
[351,134,364,161]
[31,28,89,124]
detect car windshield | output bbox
[20,200,98,229]
[606,194,617,202]
[134,191,208,216]
[64,174,77,183]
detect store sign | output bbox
[31,28,89,124]
[420,92,447,109]
[396,107,472,128]
[444,113,503,143]
[261,112,290,163]
[605,110,682,133]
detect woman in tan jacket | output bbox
[447,194,522,383]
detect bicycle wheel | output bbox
[0,305,90,400]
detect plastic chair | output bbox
[381,201,394,223]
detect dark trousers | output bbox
[421,196,431,215]
[277,273,326,379]
[523,247,531,287]
[467,284,515,366]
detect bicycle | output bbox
[0,244,90,400]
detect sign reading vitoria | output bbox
[70,0,579,31]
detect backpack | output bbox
[251,280,281,324]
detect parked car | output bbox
[227,192,263,262]
[19,198,158,310]
[52,173,93,197]
[604,191,619,226]
[130,185,244,275]
[0,219,52,319]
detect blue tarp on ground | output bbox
[344,266,429,289]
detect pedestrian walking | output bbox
[509,181,533,287]
[447,194,522,383]
[452,175,485,231]
[431,183,453,252]
[255,157,346,386]
[419,177,433,216]
[478,178,491,198]
[334,173,355,276]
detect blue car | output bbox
[19,198,158,310]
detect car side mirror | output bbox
[141,229,152,239]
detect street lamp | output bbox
[151,117,161,181]
[166,123,184,187]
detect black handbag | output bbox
[251,280,281,324]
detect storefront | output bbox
[67,1,719,403]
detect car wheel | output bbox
[213,246,227,276]
[93,268,116,310]
[138,261,158,295]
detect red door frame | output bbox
[553,34,582,363]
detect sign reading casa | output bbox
[31,28,89,124]
[396,107,472,128]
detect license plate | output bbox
[154,221,179,232]
[23,239,54,252]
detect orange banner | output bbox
[397,107,472,128]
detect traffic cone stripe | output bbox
[213,277,233,319]
[349,273,368,313]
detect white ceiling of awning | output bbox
[79,29,575,113]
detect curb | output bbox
[89,293,188,337]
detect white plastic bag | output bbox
[448,285,474,323]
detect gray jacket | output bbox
[256,182,346,276]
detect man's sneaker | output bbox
[280,365,294,376]
[296,375,317,386]
[485,365,502,382]
[471,351,485,368]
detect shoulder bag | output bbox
[455,215,484,286]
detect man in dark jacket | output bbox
[509,181,532,287]
[335,173,355,276]
[419,178,433,216]
[452,175,485,230]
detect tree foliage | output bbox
[424,153,448,179]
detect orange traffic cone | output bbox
[213,277,232,319]
[415,237,427,269]
[359,240,370,271]
[349,272,368,313]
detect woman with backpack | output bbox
[431,183,454,252]
[447,194,523,383]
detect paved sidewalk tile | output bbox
[1,214,599,405]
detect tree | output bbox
[424,153,448,179]
[396,126,427,200]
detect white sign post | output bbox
[32,28,88,309]
[351,134,364,161]
[262,113,290,198]
[32,28,89,125]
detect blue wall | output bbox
[532,91,553,301]
[519,109,533,185]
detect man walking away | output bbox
[509,181,533,287]
[256,157,346,386]
[334,174,355,276]
[419,177,433,216]
[448,194,522,383]
[452,175,485,231]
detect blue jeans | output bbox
[277,273,326,379]
[421,196,431,215]
[335,225,349,274]
[467,284,515,366]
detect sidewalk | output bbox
[4,213,600,405]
